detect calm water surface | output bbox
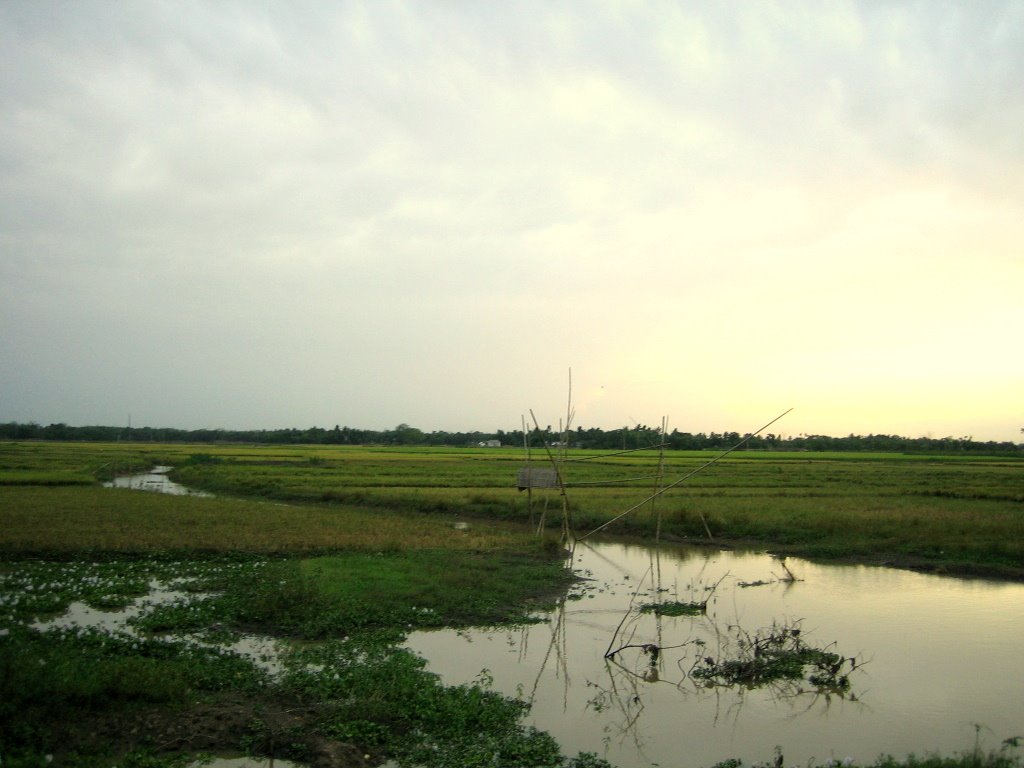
[104,466,210,496]
[406,540,1024,768]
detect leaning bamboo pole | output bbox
[654,415,667,542]
[560,368,575,542]
[562,367,575,458]
[578,408,793,541]
[522,413,534,528]
[530,408,573,542]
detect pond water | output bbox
[405,540,1024,768]
[104,466,210,496]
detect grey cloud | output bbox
[2,1,1022,436]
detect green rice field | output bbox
[2,440,1022,575]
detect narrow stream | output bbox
[104,465,210,496]
[406,540,1024,768]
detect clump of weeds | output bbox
[691,620,859,693]
[637,572,728,617]
[638,599,707,616]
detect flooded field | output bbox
[31,581,285,678]
[407,540,1024,768]
[5,464,1019,767]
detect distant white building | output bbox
[478,439,502,448]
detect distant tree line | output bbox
[1,421,1020,455]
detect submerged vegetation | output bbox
[689,621,856,692]
[1,439,1023,767]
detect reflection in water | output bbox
[406,539,1024,768]
[104,466,211,496]
[32,581,193,632]
[33,582,285,678]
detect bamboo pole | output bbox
[578,408,793,541]
[654,415,667,542]
[522,413,534,528]
[562,368,574,542]
[565,444,669,463]
[530,409,573,541]
[563,367,574,456]
[537,494,549,536]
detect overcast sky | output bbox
[2,1,1022,441]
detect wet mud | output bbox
[48,693,380,768]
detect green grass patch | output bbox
[0,554,604,768]
[639,599,706,616]
[0,486,541,555]
[300,549,571,628]
[0,470,95,486]
[129,550,572,638]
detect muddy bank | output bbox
[46,693,380,767]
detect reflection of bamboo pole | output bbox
[528,595,569,707]
[559,594,570,711]
[604,566,649,658]
[579,408,793,540]
[602,659,646,746]
[653,546,663,655]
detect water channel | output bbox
[105,471,1024,767]
[104,465,210,496]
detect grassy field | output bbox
[0,485,545,553]
[2,439,1024,767]
[3,440,1023,574]
[0,441,597,768]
